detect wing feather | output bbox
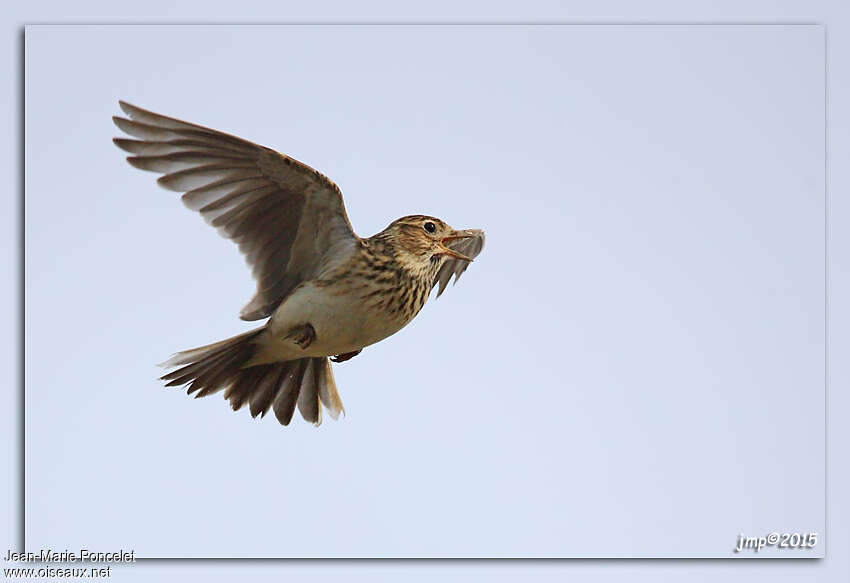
[113,101,359,320]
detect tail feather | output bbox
[193,341,256,398]
[317,359,345,420]
[161,343,241,386]
[159,329,345,426]
[159,328,261,368]
[223,364,265,409]
[272,360,304,425]
[248,365,285,418]
[297,358,321,425]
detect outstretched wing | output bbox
[113,101,359,321]
[433,230,485,297]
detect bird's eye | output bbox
[423,221,437,234]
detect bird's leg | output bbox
[284,323,316,350]
[331,349,361,363]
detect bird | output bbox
[112,101,485,427]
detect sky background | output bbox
[5,1,849,581]
[22,24,824,559]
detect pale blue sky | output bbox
[23,24,824,559]
[3,1,846,578]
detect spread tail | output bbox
[159,329,344,426]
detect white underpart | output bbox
[251,282,413,364]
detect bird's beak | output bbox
[437,229,479,262]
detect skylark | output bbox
[112,102,485,426]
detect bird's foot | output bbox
[331,349,361,363]
[285,323,316,350]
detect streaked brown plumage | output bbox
[112,101,485,427]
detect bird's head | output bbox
[382,215,480,270]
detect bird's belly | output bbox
[265,282,407,359]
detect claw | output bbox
[331,349,361,363]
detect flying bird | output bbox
[112,102,485,426]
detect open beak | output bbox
[437,229,480,262]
